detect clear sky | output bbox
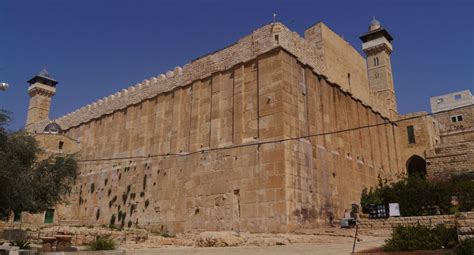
[1,0,473,130]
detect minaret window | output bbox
[407,126,416,144]
[373,57,379,66]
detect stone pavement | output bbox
[124,235,385,255]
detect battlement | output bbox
[29,21,392,133]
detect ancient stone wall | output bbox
[358,211,474,239]
[433,104,474,143]
[280,53,402,230]
[358,214,456,229]
[28,22,391,135]
[433,104,473,131]
[396,106,474,180]
[48,50,402,233]
[60,51,287,233]
[26,90,53,128]
[34,134,80,159]
[23,21,406,232]
[426,140,474,180]
[304,22,370,105]
[397,112,440,166]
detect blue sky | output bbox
[1,0,473,130]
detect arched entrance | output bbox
[406,155,427,179]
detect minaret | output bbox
[26,68,58,128]
[360,17,397,119]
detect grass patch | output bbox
[10,240,31,249]
[87,236,116,251]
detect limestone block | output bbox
[174,66,183,75]
[196,231,244,247]
[166,71,174,78]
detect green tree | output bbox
[0,110,78,219]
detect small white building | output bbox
[430,89,474,113]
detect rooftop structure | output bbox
[430,89,474,113]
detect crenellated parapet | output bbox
[28,22,390,133]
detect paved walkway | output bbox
[124,236,385,255]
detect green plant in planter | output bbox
[87,236,116,251]
[10,240,31,249]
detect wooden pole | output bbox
[352,221,358,253]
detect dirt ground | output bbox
[124,238,385,255]
[122,228,389,255]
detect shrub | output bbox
[384,224,458,251]
[449,173,474,212]
[87,236,115,251]
[452,238,474,255]
[10,240,31,249]
[109,214,116,228]
[361,173,474,216]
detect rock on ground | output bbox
[196,231,244,247]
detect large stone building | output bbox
[17,18,473,232]
[397,90,473,180]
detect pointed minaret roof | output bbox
[27,67,58,86]
[370,16,381,31]
[360,17,393,43]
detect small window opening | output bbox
[58,141,64,150]
[407,125,416,144]
[373,56,379,66]
[454,94,462,100]
[347,73,351,85]
[436,98,444,104]
[274,34,279,44]
[44,209,55,224]
[13,211,21,222]
[451,115,463,123]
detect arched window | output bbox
[406,155,427,179]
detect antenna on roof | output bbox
[273,13,277,23]
[39,65,49,76]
